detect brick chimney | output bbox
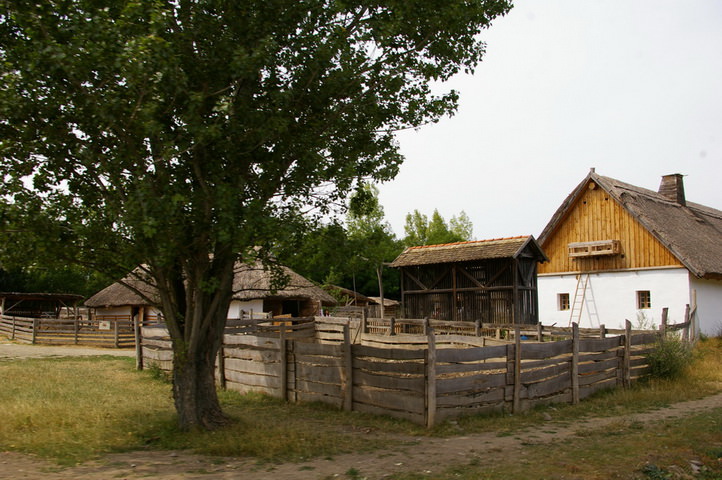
[658,174,686,206]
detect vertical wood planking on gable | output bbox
[539,187,682,274]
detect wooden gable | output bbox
[538,179,682,274]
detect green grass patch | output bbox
[1,337,720,470]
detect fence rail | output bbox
[0,314,135,348]
[142,317,658,427]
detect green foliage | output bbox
[646,336,694,379]
[0,0,511,427]
[403,209,474,246]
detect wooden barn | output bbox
[537,170,722,335]
[85,261,336,325]
[390,236,548,324]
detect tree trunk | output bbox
[172,337,229,430]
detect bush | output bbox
[646,336,694,379]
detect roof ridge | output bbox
[407,235,530,251]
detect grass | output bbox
[0,337,721,474]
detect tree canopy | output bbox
[0,0,512,429]
[403,209,474,246]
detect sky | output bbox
[377,0,722,240]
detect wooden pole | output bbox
[623,319,632,388]
[361,308,367,334]
[660,307,668,338]
[426,327,437,428]
[571,322,580,405]
[280,324,288,401]
[537,323,543,342]
[32,318,38,344]
[389,317,396,336]
[217,339,226,390]
[343,324,353,411]
[134,307,144,371]
[683,304,690,343]
[512,324,521,413]
[599,324,606,339]
[113,319,119,348]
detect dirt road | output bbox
[0,341,134,359]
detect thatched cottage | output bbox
[85,261,336,324]
[537,170,722,335]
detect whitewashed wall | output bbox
[690,277,722,337]
[227,299,264,318]
[538,268,690,330]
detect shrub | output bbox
[646,336,694,379]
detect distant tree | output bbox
[403,209,474,246]
[0,0,511,430]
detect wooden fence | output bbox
[0,314,135,348]
[142,316,657,427]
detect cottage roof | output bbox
[538,171,722,279]
[390,236,548,268]
[85,262,335,308]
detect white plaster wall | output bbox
[690,277,722,337]
[228,299,264,319]
[538,268,690,330]
[94,306,132,317]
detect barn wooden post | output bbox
[31,318,38,344]
[280,324,288,401]
[361,308,367,334]
[389,317,396,336]
[425,327,437,428]
[537,322,543,342]
[342,323,353,411]
[571,322,580,405]
[512,324,522,413]
[623,320,632,388]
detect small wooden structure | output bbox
[0,292,83,318]
[390,236,548,324]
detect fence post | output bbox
[11,316,16,340]
[389,317,396,336]
[361,309,368,334]
[342,324,353,411]
[134,312,143,371]
[599,324,606,339]
[660,308,668,338]
[537,323,543,342]
[512,325,521,414]
[32,318,38,344]
[217,335,227,390]
[280,324,288,401]
[74,316,79,345]
[623,320,632,388]
[572,322,580,405]
[475,319,481,337]
[426,327,437,428]
[683,304,691,343]
[114,319,119,348]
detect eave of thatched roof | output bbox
[538,171,722,280]
[390,236,548,268]
[84,262,336,308]
[232,263,336,304]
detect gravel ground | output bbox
[0,340,135,359]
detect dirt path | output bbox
[1,392,721,480]
[0,341,135,359]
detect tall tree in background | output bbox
[403,209,474,246]
[0,0,511,429]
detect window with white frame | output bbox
[637,290,651,309]
[558,293,570,311]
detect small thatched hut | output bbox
[85,262,336,324]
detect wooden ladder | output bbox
[568,273,590,326]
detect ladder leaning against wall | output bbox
[568,273,590,326]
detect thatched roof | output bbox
[85,262,335,308]
[538,171,722,280]
[390,236,548,268]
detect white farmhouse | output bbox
[537,170,722,336]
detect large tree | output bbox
[0,0,512,429]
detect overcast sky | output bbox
[377,0,722,240]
